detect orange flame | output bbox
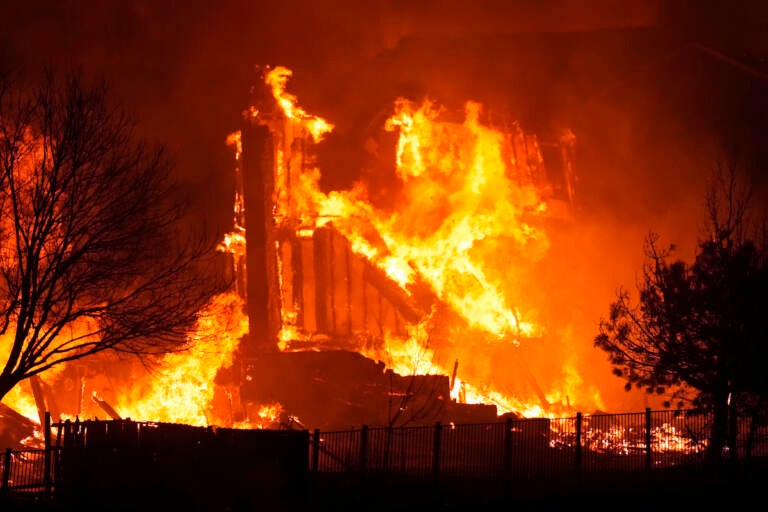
[262,68,568,415]
[86,292,248,426]
[265,66,334,142]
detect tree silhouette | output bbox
[0,69,230,402]
[595,158,768,462]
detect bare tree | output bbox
[0,69,230,402]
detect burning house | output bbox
[0,61,584,440]
[4,40,760,437]
[219,66,579,430]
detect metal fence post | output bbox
[504,417,513,482]
[311,429,320,474]
[360,425,368,474]
[44,411,52,500]
[383,425,392,471]
[729,399,738,466]
[575,412,582,474]
[645,408,652,471]
[432,421,442,479]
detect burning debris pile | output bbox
[2,64,606,438]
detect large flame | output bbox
[375,98,548,339]
[265,66,334,143]
[260,67,591,416]
[112,292,248,426]
[266,77,548,339]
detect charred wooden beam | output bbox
[362,263,430,325]
[241,121,280,353]
[0,402,38,449]
[289,234,305,329]
[29,375,47,426]
[0,402,37,430]
[313,228,331,333]
[91,392,121,420]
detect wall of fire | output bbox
[238,118,574,356]
[234,76,576,427]
[238,108,424,357]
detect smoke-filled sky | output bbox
[2,0,767,412]
[2,0,765,232]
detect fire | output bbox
[107,292,248,426]
[6,291,251,428]
[360,316,439,377]
[259,66,564,415]
[376,98,547,339]
[1,383,39,424]
[264,66,334,142]
[0,65,631,442]
[266,92,550,343]
[1,291,293,447]
[0,65,702,464]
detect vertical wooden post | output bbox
[432,422,442,479]
[328,233,337,331]
[645,408,652,471]
[313,229,330,333]
[291,235,305,329]
[56,419,64,448]
[359,425,368,474]
[241,122,279,354]
[345,240,353,335]
[575,412,582,474]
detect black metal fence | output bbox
[2,407,768,502]
[1,448,56,494]
[309,408,768,478]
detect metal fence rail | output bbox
[1,447,57,496]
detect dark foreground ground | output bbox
[309,462,768,511]
[3,460,767,511]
